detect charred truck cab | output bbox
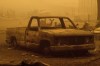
[6,16,95,53]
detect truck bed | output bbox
[6,27,26,42]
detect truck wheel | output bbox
[42,47,51,55]
[10,36,17,47]
[39,41,51,55]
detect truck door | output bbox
[25,18,39,49]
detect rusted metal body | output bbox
[6,16,95,52]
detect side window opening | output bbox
[30,19,38,31]
[63,18,74,29]
[39,18,62,28]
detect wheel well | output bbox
[10,36,16,41]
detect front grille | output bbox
[55,36,94,45]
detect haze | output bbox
[0,0,78,10]
[0,0,97,30]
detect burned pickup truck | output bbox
[6,16,95,53]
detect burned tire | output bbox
[10,36,17,47]
[39,40,51,55]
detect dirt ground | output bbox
[0,32,100,66]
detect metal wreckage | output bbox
[6,16,95,54]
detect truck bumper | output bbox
[50,44,95,51]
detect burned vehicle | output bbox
[6,16,95,53]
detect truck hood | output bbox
[41,29,93,36]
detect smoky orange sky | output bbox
[0,0,97,17]
[0,0,79,12]
[0,0,98,30]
